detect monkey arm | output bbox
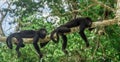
[33,35,43,58]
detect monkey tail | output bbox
[50,30,59,43]
[6,33,16,49]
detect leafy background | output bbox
[0,0,120,62]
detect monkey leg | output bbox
[15,36,25,47]
[15,44,22,57]
[79,31,89,47]
[61,34,68,54]
[15,36,26,57]
[79,25,89,47]
[33,36,43,58]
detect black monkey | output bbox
[6,28,49,58]
[50,17,92,53]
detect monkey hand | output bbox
[86,43,90,47]
[63,50,68,54]
[38,53,43,59]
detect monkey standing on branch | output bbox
[50,17,93,53]
[6,28,49,58]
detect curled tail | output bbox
[6,33,16,49]
[50,30,59,43]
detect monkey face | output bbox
[38,28,47,39]
[84,17,92,27]
[39,34,46,39]
[88,21,92,27]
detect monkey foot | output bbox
[20,44,25,47]
[54,41,59,43]
[86,44,90,47]
[63,50,68,54]
[17,52,21,58]
[39,54,43,59]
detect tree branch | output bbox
[91,0,115,12]
[0,19,118,44]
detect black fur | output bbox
[6,28,49,58]
[50,17,92,53]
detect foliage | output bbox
[0,0,120,62]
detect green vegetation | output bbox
[0,0,120,62]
